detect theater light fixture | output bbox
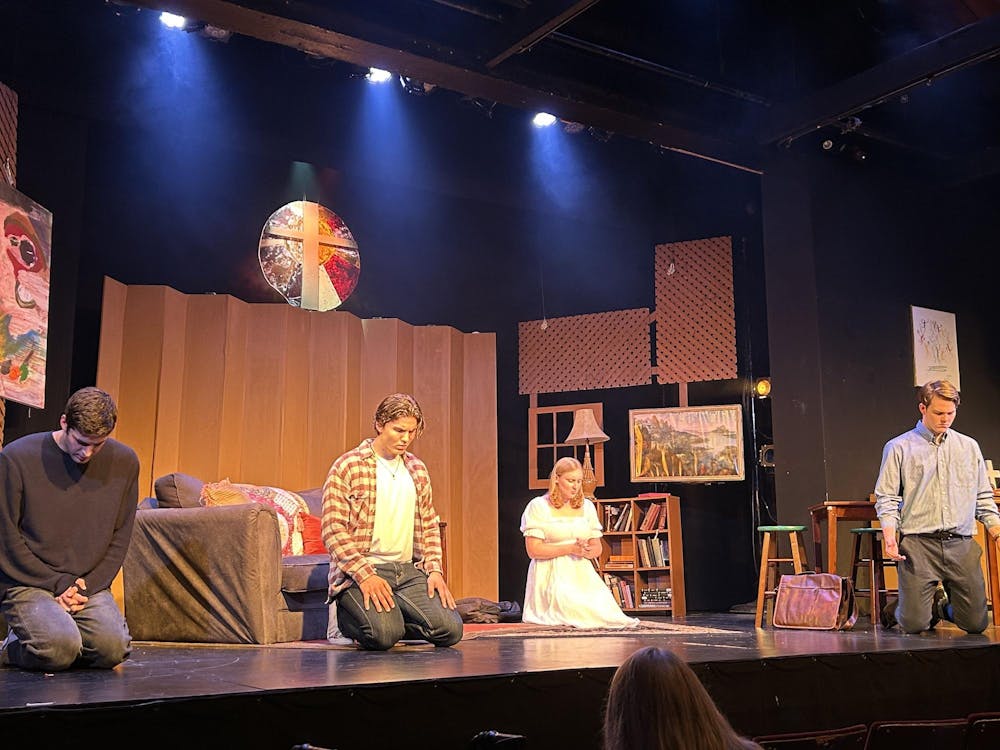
[159,12,187,29]
[754,377,772,398]
[399,76,436,96]
[532,112,557,128]
[366,68,393,84]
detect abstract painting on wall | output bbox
[258,201,360,311]
[0,182,50,408]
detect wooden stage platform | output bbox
[3,613,1000,749]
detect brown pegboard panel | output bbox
[654,237,737,383]
[519,308,652,394]
[0,83,16,186]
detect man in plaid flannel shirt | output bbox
[322,393,463,650]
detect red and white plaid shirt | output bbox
[322,438,444,597]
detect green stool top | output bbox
[850,527,882,534]
[757,525,806,532]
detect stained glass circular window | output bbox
[258,201,360,311]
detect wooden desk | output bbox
[807,500,877,575]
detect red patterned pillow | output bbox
[235,484,310,556]
[300,513,326,555]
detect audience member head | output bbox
[63,387,118,438]
[547,456,584,510]
[604,646,757,750]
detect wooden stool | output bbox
[849,527,897,620]
[755,525,809,628]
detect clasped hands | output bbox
[574,538,600,559]
[56,577,89,614]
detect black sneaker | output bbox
[932,582,951,625]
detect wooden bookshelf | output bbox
[595,494,686,617]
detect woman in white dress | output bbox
[520,457,639,628]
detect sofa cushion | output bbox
[298,487,324,517]
[281,554,331,593]
[154,472,205,509]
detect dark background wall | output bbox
[3,1,997,612]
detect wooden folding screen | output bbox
[97,278,498,599]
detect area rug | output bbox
[460,620,738,639]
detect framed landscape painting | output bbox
[629,404,744,483]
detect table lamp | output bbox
[564,408,609,499]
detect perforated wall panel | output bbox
[518,308,651,394]
[653,237,736,383]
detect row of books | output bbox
[601,502,668,532]
[604,553,635,570]
[639,587,673,608]
[603,573,635,609]
[636,536,669,568]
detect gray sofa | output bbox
[123,473,330,644]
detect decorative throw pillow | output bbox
[155,472,206,508]
[299,513,327,555]
[235,484,310,556]
[200,478,250,507]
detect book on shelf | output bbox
[639,503,660,530]
[650,537,665,567]
[656,503,667,530]
[613,505,632,531]
[637,538,652,568]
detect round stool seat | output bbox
[758,525,806,532]
[850,527,882,535]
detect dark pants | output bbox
[336,562,463,650]
[895,535,988,634]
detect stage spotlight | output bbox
[532,112,557,128]
[159,12,187,29]
[199,24,232,42]
[754,377,772,398]
[399,76,436,96]
[366,68,393,84]
[821,139,834,151]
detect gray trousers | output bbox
[895,534,988,634]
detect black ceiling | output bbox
[122,0,1000,181]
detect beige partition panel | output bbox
[97,279,498,599]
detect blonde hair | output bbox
[604,647,754,750]
[918,380,960,407]
[547,456,584,510]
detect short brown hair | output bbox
[918,380,960,407]
[373,393,425,435]
[63,387,118,438]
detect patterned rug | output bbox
[460,621,739,639]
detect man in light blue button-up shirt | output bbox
[874,380,1000,634]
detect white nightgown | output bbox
[520,496,639,628]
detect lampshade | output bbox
[565,408,609,445]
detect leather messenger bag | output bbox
[773,572,859,630]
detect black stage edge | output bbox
[2,614,1000,749]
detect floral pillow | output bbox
[200,479,311,556]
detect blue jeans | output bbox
[1,587,131,671]
[336,562,463,650]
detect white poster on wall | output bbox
[911,305,960,389]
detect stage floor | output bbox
[3,612,1000,748]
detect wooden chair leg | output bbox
[791,532,809,574]
[871,539,886,615]
[756,532,773,628]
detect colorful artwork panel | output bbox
[0,183,50,408]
